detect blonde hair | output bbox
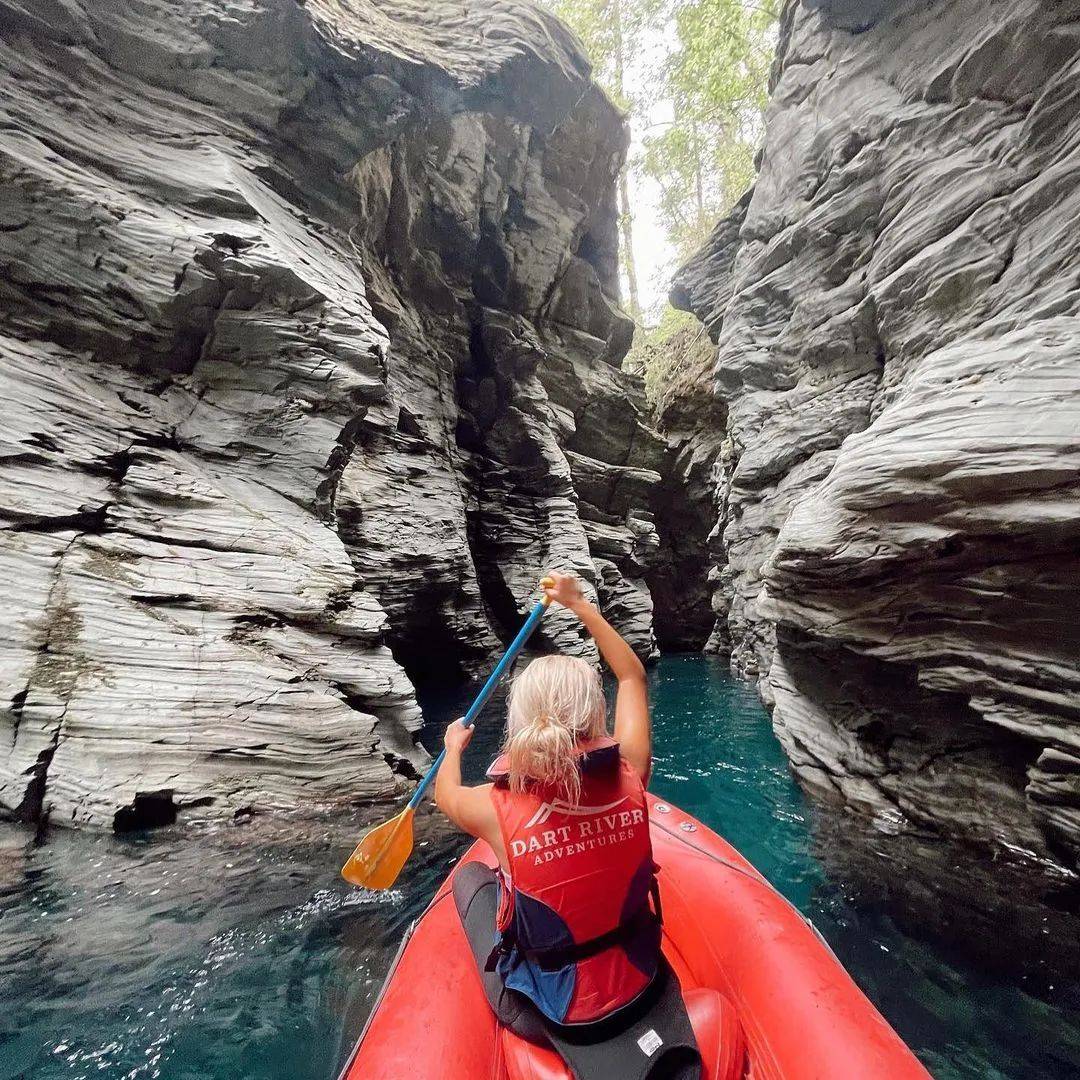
[504,655,607,804]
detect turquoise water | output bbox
[1,655,1078,1079]
[646,657,1080,1080]
[647,658,823,912]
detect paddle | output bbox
[341,577,555,889]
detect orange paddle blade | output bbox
[340,806,415,889]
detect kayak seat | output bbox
[500,986,745,1080]
[454,860,746,1080]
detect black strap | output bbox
[484,939,504,973]
[525,906,659,970]
[488,875,663,974]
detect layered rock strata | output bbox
[674,0,1080,874]
[647,325,730,653]
[0,0,663,829]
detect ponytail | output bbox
[506,714,583,804]
[505,655,607,805]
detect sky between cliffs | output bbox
[542,0,779,325]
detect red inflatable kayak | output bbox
[340,794,931,1079]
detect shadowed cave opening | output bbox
[113,792,179,833]
[386,607,468,699]
[110,792,216,833]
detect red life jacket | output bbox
[486,737,661,1025]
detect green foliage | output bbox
[543,0,779,392]
[624,305,701,402]
[643,0,778,260]
[547,0,777,266]
[549,0,658,109]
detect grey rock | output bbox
[673,0,1080,873]
[593,557,657,661]
[0,0,662,829]
[648,326,731,653]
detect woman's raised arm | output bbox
[543,573,652,785]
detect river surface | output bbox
[1,656,1078,1079]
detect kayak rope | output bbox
[651,817,781,894]
[651,815,832,945]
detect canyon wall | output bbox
[647,325,730,654]
[673,0,1080,875]
[0,0,665,830]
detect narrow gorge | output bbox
[1,0,1078,897]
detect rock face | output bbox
[673,0,1080,874]
[646,325,730,654]
[0,0,664,829]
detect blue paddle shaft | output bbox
[406,597,549,809]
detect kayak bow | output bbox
[340,795,931,1080]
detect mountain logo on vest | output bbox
[511,796,647,866]
[524,795,628,829]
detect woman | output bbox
[435,571,660,1035]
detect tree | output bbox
[610,0,643,324]
[547,0,653,324]
[642,0,778,261]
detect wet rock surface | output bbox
[673,0,1080,874]
[0,0,663,828]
